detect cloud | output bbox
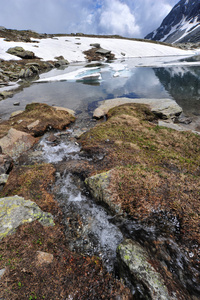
[98,0,140,37]
[0,0,178,37]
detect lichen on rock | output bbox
[117,239,174,300]
[0,195,55,240]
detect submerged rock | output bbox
[0,195,55,240]
[117,239,175,300]
[93,97,182,120]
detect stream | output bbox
[1,57,200,297]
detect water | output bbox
[0,58,200,131]
[1,57,200,296]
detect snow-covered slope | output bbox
[0,35,197,62]
[145,0,200,44]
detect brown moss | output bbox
[0,103,75,138]
[80,103,200,246]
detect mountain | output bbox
[145,0,200,43]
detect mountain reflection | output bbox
[154,66,200,117]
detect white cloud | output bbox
[0,0,179,38]
[98,0,140,37]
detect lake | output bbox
[0,57,200,130]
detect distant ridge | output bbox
[145,0,200,43]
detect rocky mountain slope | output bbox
[145,0,200,43]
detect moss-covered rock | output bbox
[6,46,36,59]
[85,169,123,215]
[117,239,174,299]
[0,195,55,240]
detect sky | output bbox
[0,0,179,38]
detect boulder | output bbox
[0,195,55,240]
[0,128,36,157]
[85,170,123,215]
[93,98,182,120]
[117,239,173,300]
[6,46,35,59]
[53,106,75,116]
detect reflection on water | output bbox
[0,60,200,129]
[154,66,200,116]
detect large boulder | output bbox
[6,46,36,59]
[0,128,36,157]
[93,98,182,120]
[117,239,173,300]
[0,195,55,240]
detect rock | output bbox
[53,106,75,116]
[0,174,9,190]
[0,91,14,100]
[117,239,173,300]
[0,268,6,279]
[96,48,111,55]
[6,47,35,59]
[10,110,24,118]
[0,154,13,175]
[0,128,36,157]
[85,170,123,215]
[27,120,40,130]
[54,59,69,68]
[158,120,186,131]
[13,102,20,106]
[0,195,55,240]
[93,98,182,120]
[90,43,101,48]
[36,251,54,265]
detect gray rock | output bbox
[0,195,55,240]
[0,154,13,174]
[90,43,101,48]
[85,170,123,215]
[93,97,182,120]
[0,268,6,279]
[96,48,111,55]
[117,239,175,300]
[6,47,35,59]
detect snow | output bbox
[0,35,197,63]
[36,66,102,83]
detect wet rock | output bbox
[6,46,36,59]
[117,239,174,300]
[0,128,36,157]
[0,91,14,100]
[13,102,20,106]
[36,251,54,265]
[85,169,123,215]
[0,195,55,240]
[93,97,182,120]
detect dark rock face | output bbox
[145,0,200,43]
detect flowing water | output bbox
[1,57,200,297]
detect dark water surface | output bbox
[0,59,200,129]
